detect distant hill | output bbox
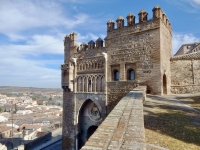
[0,86,62,95]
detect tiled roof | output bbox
[171,51,200,60]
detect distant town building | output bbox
[175,42,200,56]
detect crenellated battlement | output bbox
[106,5,172,34]
[77,37,105,52]
[64,32,77,47]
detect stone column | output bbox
[94,78,97,93]
[120,62,125,81]
[102,52,108,114]
[72,58,77,93]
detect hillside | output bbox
[144,94,200,150]
[0,86,62,95]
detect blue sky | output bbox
[0,0,200,88]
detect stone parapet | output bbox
[81,86,146,150]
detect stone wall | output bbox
[170,59,200,94]
[160,17,172,94]
[24,132,52,150]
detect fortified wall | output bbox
[105,6,172,111]
[61,6,173,150]
[170,52,200,94]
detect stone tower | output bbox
[62,6,172,150]
[61,32,77,149]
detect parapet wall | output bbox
[106,5,172,35]
[24,132,52,150]
[81,86,146,150]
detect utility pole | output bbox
[11,109,14,149]
[60,114,62,128]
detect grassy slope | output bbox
[144,95,200,150]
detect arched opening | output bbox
[80,77,83,92]
[101,76,105,92]
[87,126,98,140]
[78,100,101,149]
[127,69,135,80]
[113,70,119,81]
[163,74,167,94]
[77,77,81,92]
[83,77,87,92]
[92,77,95,92]
[96,76,101,92]
[88,78,91,92]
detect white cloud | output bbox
[165,0,200,13]
[173,33,200,54]
[0,56,61,88]
[1,35,63,58]
[0,31,107,88]
[187,0,200,6]
[0,0,90,40]
[0,33,65,88]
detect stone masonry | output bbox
[170,52,200,94]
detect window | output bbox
[128,69,135,80]
[113,70,119,81]
[88,79,91,92]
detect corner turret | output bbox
[107,20,115,32]
[116,16,124,29]
[152,5,162,19]
[80,42,88,51]
[88,40,95,49]
[126,13,135,26]
[96,38,103,48]
[138,9,148,23]
[69,32,77,47]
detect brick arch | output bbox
[163,73,167,94]
[77,99,102,149]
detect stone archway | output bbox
[163,74,167,94]
[78,99,102,149]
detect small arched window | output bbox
[88,79,91,92]
[128,69,135,80]
[113,70,119,81]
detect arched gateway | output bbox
[78,99,102,149]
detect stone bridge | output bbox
[81,86,146,150]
